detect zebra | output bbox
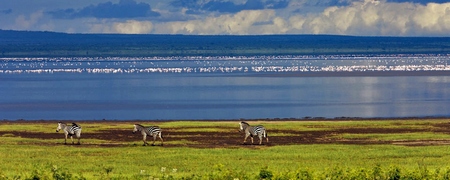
[56,122,82,145]
[239,121,268,145]
[133,124,164,146]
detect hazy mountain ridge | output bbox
[1,30,450,57]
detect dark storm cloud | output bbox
[293,0,352,7]
[203,1,247,13]
[387,0,450,4]
[1,9,12,14]
[48,0,160,19]
[171,0,288,13]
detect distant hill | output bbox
[1,30,450,57]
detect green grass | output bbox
[0,123,56,133]
[2,119,450,179]
[3,144,450,179]
[337,132,450,141]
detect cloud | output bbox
[112,20,153,34]
[48,0,160,19]
[154,9,284,34]
[287,0,450,36]
[387,0,450,4]
[8,0,450,36]
[149,0,450,36]
[14,11,44,29]
[89,20,153,34]
[289,0,353,7]
[1,9,12,14]
[204,0,265,12]
[171,0,289,13]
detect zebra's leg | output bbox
[250,136,254,144]
[70,135,74,144]
[142,135,148,146]
[151,135,157,146]
[159,133,164,146]
[243,134,249,144]
[64,134,68,144]
[259,134,263,145]
[76,133,81,145]
[78,130,82,144]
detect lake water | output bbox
[1,56,450,120]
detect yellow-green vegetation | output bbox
[1,119,450,179]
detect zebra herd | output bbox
[55,121,269,146]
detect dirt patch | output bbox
[2,123,450,148]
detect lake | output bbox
[1,55,450,120]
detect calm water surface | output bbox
[1,58,450,120]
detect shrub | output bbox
[259,167,273,180]
[387,166,401,180]
[295,169,313,180]
[12,164,450,180]
[52,165,72,180]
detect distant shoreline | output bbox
[2,30,450,57]
[3,116,449,123]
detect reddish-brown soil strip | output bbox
[2,121,450,148]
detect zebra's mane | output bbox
[72,123,80,127]
[58,122,66,125]
[240,121,250,126]
[135,124,145,128]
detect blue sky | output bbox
[1,0,450,36]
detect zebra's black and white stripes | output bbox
[56,122,82,145]
[133,124,164,146]
[239,121,269,145]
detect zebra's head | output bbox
[239,122,249,132]
[56,122,63,132]
[132,124,139,134]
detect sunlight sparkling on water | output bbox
[1,55,450,120]
[1,55,449,74]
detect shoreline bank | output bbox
[2,116,449,123]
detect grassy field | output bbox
[1,119,450,179]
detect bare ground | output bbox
[2,120,450,148]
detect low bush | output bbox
[9,164,450,180]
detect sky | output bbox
[1,0,450,36]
